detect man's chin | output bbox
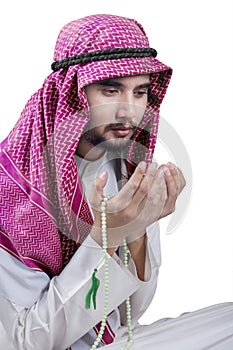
[98,138,132,152]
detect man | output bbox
[0,14,232,350]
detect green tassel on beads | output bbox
[85,268,100,310]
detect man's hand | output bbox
[89,162,167,248]
[89,161,186,248]
[158,162,186,220]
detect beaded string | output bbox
[86,196,133,350]
[90,195,111,350]
[122,239,133,350]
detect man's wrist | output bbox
[127,233,146,281]
[89,225,118,256]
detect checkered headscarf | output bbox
[0,14,172,276]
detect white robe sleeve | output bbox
[0,235,140,350]
[119,221,161,326]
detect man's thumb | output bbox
[95,171,108,197]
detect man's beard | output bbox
[80,123,138,153]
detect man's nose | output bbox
[115,97,136,121]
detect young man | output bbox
[0,14,232,350]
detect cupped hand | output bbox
[89,161,167,248]
[157,162,186,220]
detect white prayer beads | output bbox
[91,196,110,350]
[123,239,133,349]
[91,196,133,350]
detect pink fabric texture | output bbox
[0,14,172,276]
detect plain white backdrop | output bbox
[0,0,232,325]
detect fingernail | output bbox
[157,169,164,178]
[151,162,158,170]
[138,161,147,172]
[99,171,107,179]
[164,167,171,176]
[168,162,176,170]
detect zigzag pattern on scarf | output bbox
[0,166,63,275]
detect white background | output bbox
[0,0,232,324]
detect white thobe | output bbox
[0,223,160,349]
[0,153,232,349]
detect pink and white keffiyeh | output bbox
[0,14,172,277]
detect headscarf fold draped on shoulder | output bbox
[0,14,172,276]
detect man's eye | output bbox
[104,89,118,94]
[135,90,148,96]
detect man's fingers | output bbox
[138,168,167,218]
[114,161,146,206]
[176,167,186,193]
[89,171,108,210]
[158,163,186,218]
[163,165,179,198]
[132,162,160,205]
[95,171,108,196]
[167,163,186,194]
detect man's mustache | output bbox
[107,122,138,130]
[82,121,140,133]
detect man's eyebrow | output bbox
[95,79,151,89]
[136,82,151,89]
[95,79,123,87]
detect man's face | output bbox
[80,75,150,156]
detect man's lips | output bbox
[112,129,133,136]
[109,124,135,137]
